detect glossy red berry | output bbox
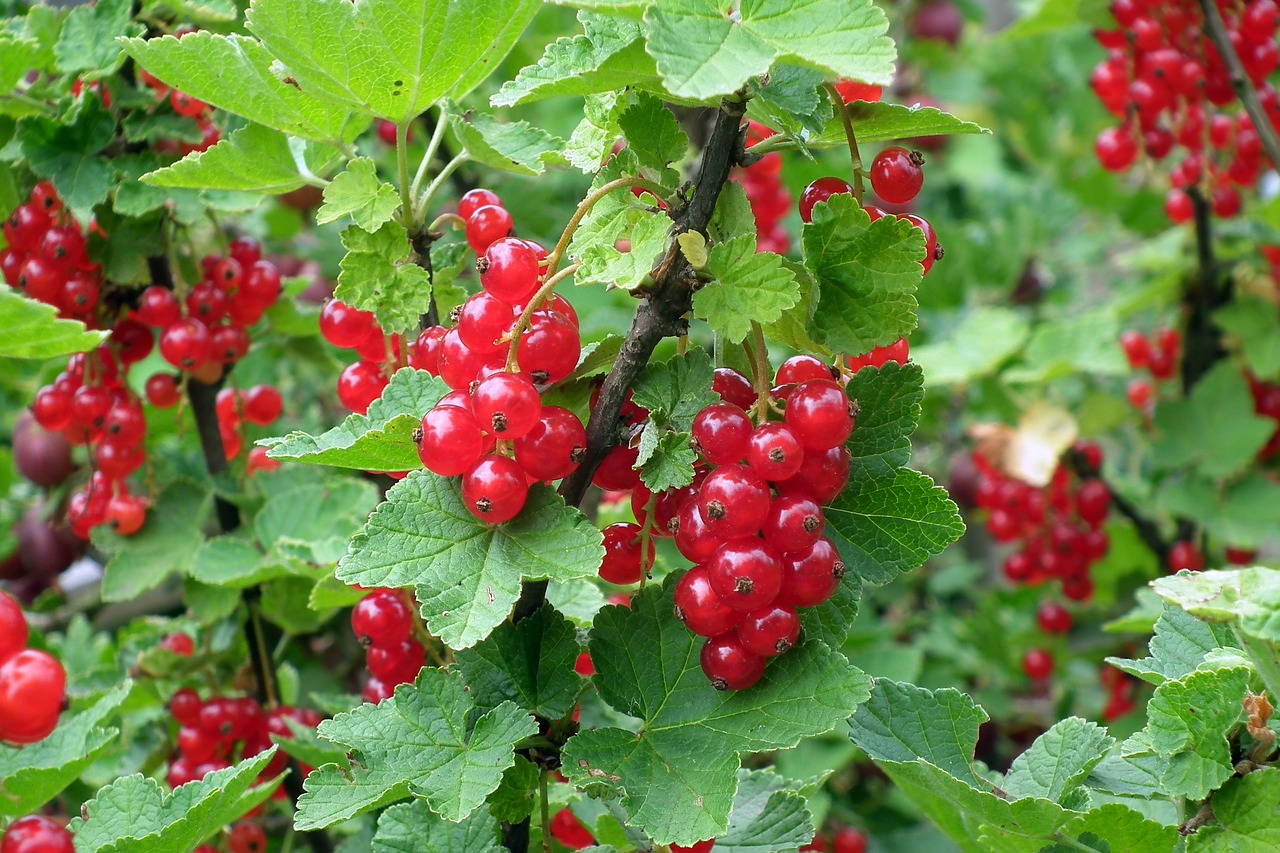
[242,385,283,426]
[799,177,854,223]
[708,539,783,612]
[170,687,203,727]
[458,188,502,220]
[456,292,516,354]
[145,373,183,408]
[481,238,540,304]
[1022,648,1053,680]
[762,495,823,556]
[549,809,594,850]
[0,592,28,665]
[513,406,586,482]
[832,827,867,853]
[700,633,766,691]
[746,422,805,481]
[691,402,752,465]
[160,632,195,656]
[0,649,66,745]
[0,815,74,853]
[674,566,740,638]
[351,591,413,646]
[159,318,213,370]
[465,205,513,255]
[1036,601,1072,634]
[698,464,771,539]
[31,385,73,431]
[869,147,925,204]
[737,603,800,657]
[320,300,375,349]
[516,310,580,385]
[785,380,853,450]
[775,355,834,386]
[367,638,426,684]
[1167,540,1204,573]
[336,361,387,415]
[777,538,843,607]
[471,372,542,438]
[599,522,653,585]
[462,454,529,523]
[776,445,851,505]
[418,405,485,477]
[712,368,756,410]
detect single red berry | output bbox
[462,455,529,523]
[708,539,784,612]
[1119,330,1150,369]
[775,355,834,386]
[591,444,640,492]
[159,318,213,371]
[1226,546,1258,565]
[186,282,229,324]
[700,633,766,690]
[101,400,146,449]
[671,841,716,853]
[170,687,203,727]
[170,89,207,117]
[1167,540,1204,573]
[674,566,740,638]
[516,310,580,385]
[481,238,540,304]
[351,591,413,646]
[712,368,756,410]
[31,385,74,432]
[227,823,267,853]
[870,147,925,204]
[673,498,721,565]
[1036,601,1072,634]
[418,405,485,477]
[336,361,387,415]
[746,422,805,481]
[691,402,752,465]
[736,603,800,657]
[319,300,376,349]
[0,592,28,665]
[1126,378,1153,410]
[513,406,586,482]
[698,464,771,539]
[456,292,516,354]
[0,649,66,745]
[146,373,183,408]
[1075,479,1110,527]
[458,188,503,220]
[1022,648,1053,680]
[832,827,867,853]
[799,177,854,223]
[777,538,843,607]
[776,445,851,505]
[599,522,652,585]
[0,815,74,853]
[472,372,543,438]
[465,205,513,255]
[549,809,594,850]
[366,639,426,684]
[242,385,283,426]
[1095,126,1138,172]
[160,632,195,656]
[762,495,823,556]
[785,380,854,451]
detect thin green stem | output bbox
[396,120,416,228]
[1236,626,1280,704]
[429,212,467,234]
[541,176,668,280]
[410,109,451,200]
[539,771,552,853]
[504,264,581,372]
[415,153,470,222]
[824,83,864,204]
[637,490,659,586]
[748,322,772,423]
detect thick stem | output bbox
[1197,0,1280,172]
[396,120,415,229]
[539,771,552,853]
[408,226,439,331]
[824,83,865,203]
[1181,187,1230,395]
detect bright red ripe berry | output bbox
[0,649,66,745]
[336,361,388,415]
[691,402,752,465]
[674,566,740,637]
[775,355,834,386]
[598,522,652,585]
[0,815,74,853]
[513,406,586,482]
[458,188,503,220]
[785,380,854,451]
[160,632,195,656]
[0,592,28,665]
[170,89,207,117]
[798,177,854,223]
[516,310,580,385]
[1075,479,1110,527]
[170,688,203,727]
[776,445,851,505]
[832,827,867,853]
[456,292,516,354]
[159,318,213,371]
[777,538,843,607]
[591,444,640,491]
[1226,546,1258,565]
[351,591,413,646]
[367,638,426,684]
[1036,601,1072,634]
[700,633,766,691]
[1126,378,1153,411]
[108,495,149,536]
[462,454,529,523]
[1167,540,1204,573]
[712,367,756,411]
[145,373,182,408]
[418,405,485,477]
[465,205,514,255]
[242,385,283,426]
[481,238,541,304]
[1095,126,1138,172]
[186,282,229,324]
[698,464,771,539]
[737,603,799,657]
[550,808,594,850]
[320,300,376,349]
[762,495,823,556]
[210,326,249,364]
[869,147,925,204]
[1119,330,1150,369]
[1022,648,1053,680]
[673,498,720,564]
[31,385,73,431]
[672,841,715,853]
[834,79,881,104]
[746,422,805,481]
[708,539,784,612]
[227,823,267,853]
[471,372,542,438]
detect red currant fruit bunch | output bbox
[1118,327,1180,414]
[733,122,792,255]
[351,589,428,702]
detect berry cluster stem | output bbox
[1196,0,1280,172]
[504,264,580,372]
[824,83,865,204]
[748,321,772,422]
[541,176,669,280]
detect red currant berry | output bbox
[160,632,195,656]
[799,177,854,223]
[319,299,375,349]
[832,827,867,853]
[0,649,66,745]
[351,591,413,646]
[336,361,387,414]
[170,687,203,727]
[599,522,653,585]
[107,494,148,535]
[762,495,823,556]
[458,188,502,220]
[367,639,426,684]
[737,603,800,657]
[549,809,594,850]
[700,633,766,690]
[145,373,182,408]
[673,498,721,564]
[31,385,73,431]
[776,445,851,505]
[0,592,28,665]
[472,371,542,438]
[159,318,213,371]
[1119,330,1150,368]
[456,292,516,354]
[1075,479,1110,527]
[1095,126,1137,172]
[480,238,540,304]
[698,464,771,539]
[674,567,740,637]
[1226,547,1258,565]
[777,538,843,607]
[418,405,485,477]
[186,282,229,324]
[785,380,853,451]
[465,205,513,255]
[462,454,530,523]
[775,355,834,386]
[869,147,924,204]
[708,539,783,612]
[227,823,267,853]
[1022,648,1053,680]
[691,402,752,465]
[1036,601,1072,634]
[671,840,715,853]
[513,406,586,482]
[516,310,580,385]
[242,385,283,426]
[592,444,640,491]
[0,815,74,853]
[712,368,756,410]
[1167,540,1204,573]
[746,422,805,481]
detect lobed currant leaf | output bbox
[1000,717,1113,804]
[636,425,698,493]
[577,212,670,290]
[631,347,718,434]
[1105,604,1238,686]
[694,234,800,344]
[561,579,870,847]
[745,65,832,146]
[336,472,604,650]
[455,603,582,720]
[447,103,564,176]
[617,92,688,171]
[6,99,116,216]
[54,0,143,80]
[1152,567,1280,646]
[262,369,450,471]
[141,124,344,194]
[843,361,924,477]
[296,669,537,827]
[1150,362,1275,480]
[1185,768,1280,852]
[372,799,505,852]
[710,769,818,853]
[316,157,402,231]
[801,100,990,150]
[1214,298,1280,382]
[334,221,434,334]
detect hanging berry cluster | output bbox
[1089,0,1280,220]
[0,590,67,746]
[319,299,402,415]
[973,446,1112,604]
[166,684,320,790]
[351,589,428,703]
[735,122,792,255]
[1118,327,1181,412]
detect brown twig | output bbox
[1197,0,1280,172]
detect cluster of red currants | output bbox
[136,29,221,156]
[0,815,73,853]
[798,148,941,274]
[350,589,428,703]
[213,385,284,471]
[1119,327,1181,412]
[318,298,402,416]
[802,825,868,853]
[973,447,1112,604]
[3,182,104,322]
[596,356,852,691]
[0,590,67,746]
[407,189,585,523]
[735,122,793,255]
[166,684,319,791]
[1089,0,1280,219]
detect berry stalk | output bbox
[823,83,865,204]
[1196,0,1280,171]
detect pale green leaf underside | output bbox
[0,287,110,358]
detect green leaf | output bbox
[801,193,924,356]
[142,124,342,194]
[563,91,625,172]
[1187,767,1280,852]
[335,221,433,334]
[0,684,130,817]
[54,0,142,80]
[1034,804,1179,853]
[798,575,861,650]
[93,480,214,602]
[1153,567,1280,645]
[631,347,718,433]
[617,93,688,170]
[824,467,964,587]
[794,101,990,151]
[746,65,832,144]
[244,0,540,123]
[843,361,924,477]
[1216,298,1280,382]
[256,475,381,565]
[1142,667,1251,800]
[1002,0,1113,40]
[262,369,450,472]
[0,38,42,94]
[911,308,1029,387]
[486,757,540,824]
[1105,604,1237,686]
[372,799,504,853]
[189,535,273,589]
[7,100,115,215]
[1005,310,1128,383]
[577,212,670,290]
[643,0,894,102]
[120,32,356,142]
[849,680,990,783]
[561,580,870,847]
[693,235,800,343]
[429,240,471,319]
[712,769,817,853]
[493,13,658,107]
[314,157,401,230]
[71,750,282,853]
[637,427,698,493]
[1151,362,1275,480]
[1001,717,1113,804]
[449,106,562,177]
[454,603,582,720]
[336,473,605,649]
[0,287,109,359]
[296,669,537,828]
